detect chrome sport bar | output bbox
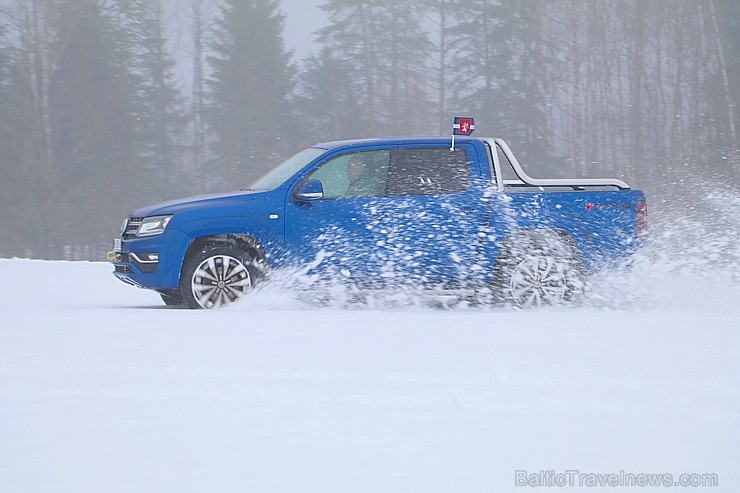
[481,138,630,191]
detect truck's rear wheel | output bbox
[492,233,585,308]
[180,244,258,309]
[503,255,582,307]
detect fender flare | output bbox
[495,228,582,265]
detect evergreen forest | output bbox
[0,0,737,259]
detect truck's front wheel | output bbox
[180,244,258,309]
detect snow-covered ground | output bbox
[1,225,739,491]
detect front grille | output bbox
[115,265,133,274]
[118,252,131,263]
[123,217,144,239]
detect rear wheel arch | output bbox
[496,228,581,261]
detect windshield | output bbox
[249,147,326,191]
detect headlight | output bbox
[137,215,172,237]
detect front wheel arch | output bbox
[182,234,265,266]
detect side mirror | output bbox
[293,179,324,201]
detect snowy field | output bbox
[1,224,739,492]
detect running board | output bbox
[352,288,477,299]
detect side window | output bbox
[387,147,470,196]
[305,150,390,199]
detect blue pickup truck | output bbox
[108,137,647,308]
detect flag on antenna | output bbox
[453,117,475,135]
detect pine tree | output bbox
[316,0,433,135]
[206,0,295,189]
[50,0,146,256]
[0,24,39,256]
[446,0,553,169]
[114,0,190,200]
[2,0,193,258]
[295,47,369,141]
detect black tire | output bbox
[180,243,260,309]
[492,233,585,308]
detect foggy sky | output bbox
[280,0,324,61]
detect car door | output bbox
[375,143,487,286]
[283,148,393,283]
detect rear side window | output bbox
[387,147,470,196]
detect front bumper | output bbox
[109,227,193,290]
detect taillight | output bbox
[636,202,648,240]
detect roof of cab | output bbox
[312,136,480,151]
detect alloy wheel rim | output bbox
[191,255,252,308]
[509,256,569,308]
